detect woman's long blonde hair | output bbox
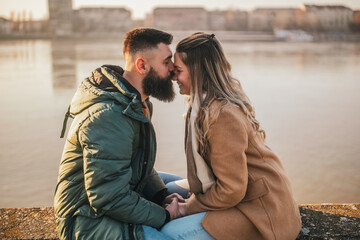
[176,32,265,155]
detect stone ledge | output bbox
[297,204,360,240]
[0,204,359,239]
[0,207,57,239]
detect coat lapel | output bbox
[185,108,203,194]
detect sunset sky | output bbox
[1,0,360,20]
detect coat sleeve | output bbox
[79,107,166,228]
[142,168,169,205]
[186,105,249,215]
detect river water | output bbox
[0,39,359,207]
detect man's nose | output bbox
[168,60,174,72]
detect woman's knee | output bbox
[161,213,214,240]
[166,181,189,199]
[143,225,173,240]
[158,172,183,184]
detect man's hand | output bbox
[165,198,181,220]
[163,193,185,207]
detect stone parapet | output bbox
[0,203,359,239]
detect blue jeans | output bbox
[143,173,212,240]
[161,212,214,240]
[143,225,174,240]
[157,172,189,199]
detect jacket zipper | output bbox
[134,122,150,191]
[131,123,150,239]
[129,223,135,240]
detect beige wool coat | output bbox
[185,100,301,240]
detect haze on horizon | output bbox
[1,0,360,20]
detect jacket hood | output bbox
[69,65,148,123]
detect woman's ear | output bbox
[135,57,148,75]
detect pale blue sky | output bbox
[1,0,359,20]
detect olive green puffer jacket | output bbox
[54,65,168,240]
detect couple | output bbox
[55,28,301,240]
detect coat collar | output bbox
[99,66,150,123]
[70,65,150,123]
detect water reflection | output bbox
[0,41,40,71]
[51,40,77,89]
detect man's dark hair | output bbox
[123,27,173,56]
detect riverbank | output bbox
[1,31,360,42]
[0,203,359,239]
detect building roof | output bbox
[154,7,205,11]
[79,7,130,12]
[304,4,352,10]
[0,17,11,22]
[253,7,299,12]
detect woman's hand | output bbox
[163,193,185,207]
[178,202,187,217]
[164,195,187,220]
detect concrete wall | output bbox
[0,204,359,239]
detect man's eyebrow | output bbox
[164,54,172,61]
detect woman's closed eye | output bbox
[175,68,182,73]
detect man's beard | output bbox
[142,67,175,102]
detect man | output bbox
[55,28,183,240]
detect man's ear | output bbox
[135,57,148,74]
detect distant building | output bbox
[350,10,360,32]
[208,10,248,31]
[225,10,248,31]
[0,17,12,35]
[132,19,145,28]
[153,7,208,30]
[302,5,354,32]
[208,10,227,30]
[48,0,73,36]
[144,13,154,27]
[22,20,48,33]
[74,7,132,33]
[249,8,299,31]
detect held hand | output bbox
[165,198,182,220]
[178,202,187,217]
[163,193,185,207]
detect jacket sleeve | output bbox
[79,107,166,228]
[142,169,169,205]
[186,105,249,215]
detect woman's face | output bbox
[173,52,191,95]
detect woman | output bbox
[161,33,301,240]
